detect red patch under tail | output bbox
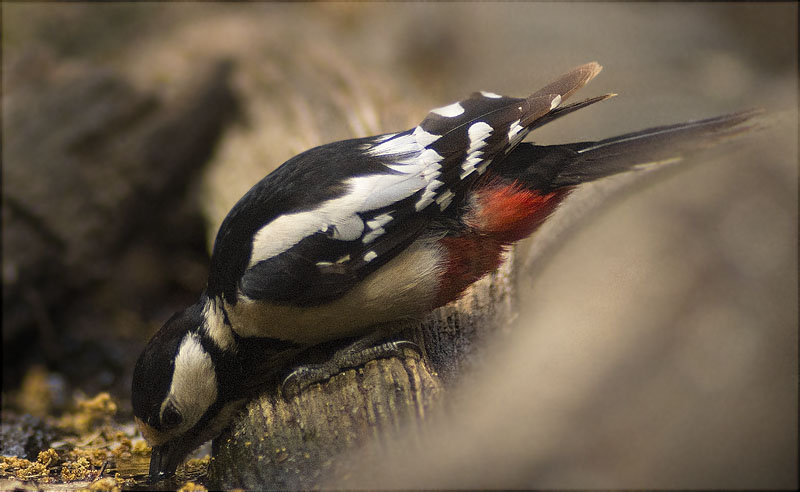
[465,180,572,244]
[433,179,571,307]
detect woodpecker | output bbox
[132,62,757,482]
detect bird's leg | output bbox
[280,330,421,398]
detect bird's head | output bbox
[131,303,244,483]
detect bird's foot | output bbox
[281,335,421,398]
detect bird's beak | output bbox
[148,443,180,483]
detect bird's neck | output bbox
[198,293,306,399]
[198,294,238,353]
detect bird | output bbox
[131,61,758,482]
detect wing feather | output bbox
[230,63,607,307]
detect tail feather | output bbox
[552,109,763,187]
[529,62,604,103]
[527,93,617,132]
[498,109,763,192]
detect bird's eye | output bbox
[161,404,183,429]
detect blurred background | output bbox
[2,2,797,488]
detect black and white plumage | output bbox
[132,62,758,482]
[210,87,565,305]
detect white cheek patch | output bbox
[165,333,218,435]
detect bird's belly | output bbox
[228,240,444,344]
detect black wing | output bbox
[208,62,609,307]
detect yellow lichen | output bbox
[88,476,121,491]
[177,481,208,492]
[111,436,133,460]
[57,392,117,435]
[1,378,209,488]
[130,439,151,455]
[1,456,50,481]
[15,366,54,417]
[181,455,210,478]
[113,472,137,489]
[66,447,106,469]
[36,449,59,468]
[60,456,92,481]
[79,393,117,416]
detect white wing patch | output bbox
[369,126,439,157]
[362,228,384,244]
[373,132,398,143]
[468,121,492,151]
[249,129,446,267]
[435,188,455,210]
[507,119,523,143]
[246,86,547,268]
[367,212,393,230]
[331,215,365,241]
[415,179,443,212]
[460,121,493,179]
[361,213,392,244]
[506,119,529,153]
[431,101,465,117]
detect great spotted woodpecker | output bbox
[132,62,757,482]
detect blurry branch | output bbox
[2,50,237,373]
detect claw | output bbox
[280,365,327,398]
[280,338,423,398]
